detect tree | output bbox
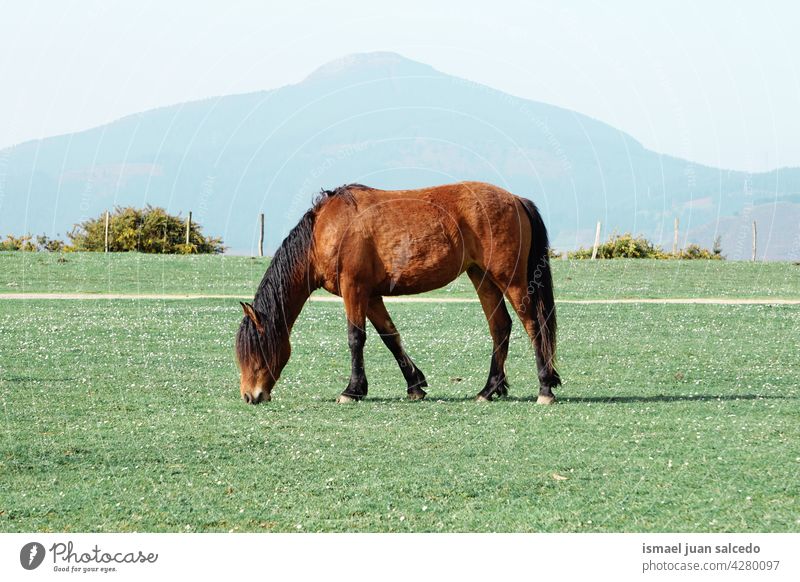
[68,206,224,254]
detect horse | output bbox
[236,181,560,405]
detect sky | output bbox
[1,0,798,173]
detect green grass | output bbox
[0,252,272,297]
[1,251,799,299]
[1,297,797,532]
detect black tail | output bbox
[517,197,561,387]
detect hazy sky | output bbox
[1,0,798,172]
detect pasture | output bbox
[3,250,800,298]
[0,253,798,532]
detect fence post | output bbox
[591,221,601,260]
[104,211,110,253]
[752,220,757,262]
[185,211,192,245]
[673,217,679,255]
[259,213,264,258]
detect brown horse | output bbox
[236,181,560,405]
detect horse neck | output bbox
[254,259,318,340]
[278,271,316,334]
[254,209,320,341]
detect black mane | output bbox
[318,183,369,205]
[235,184,369,365]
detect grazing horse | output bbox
[236,181,560,405]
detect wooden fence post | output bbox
[185,211,192,245]
[673,217,679,255]
[752,220,757,262]
[591,221,601,260]
[259,213,264,257]
[104,210,110,253]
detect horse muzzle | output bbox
[243,388,270,405]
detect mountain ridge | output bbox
[2,51,798,259]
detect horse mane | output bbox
[318,183,370,205]
[235,184,370,365]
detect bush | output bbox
[0,234,37,252]
[68,206,224,254]
[36,235,65,253]
[676,244,723,260]
[569,233,667,259]
[0,234,65,252]
[568,233,723,260]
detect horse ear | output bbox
[240,302,265,335]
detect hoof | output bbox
[476,394,492,402]
[536,394,556,405]
[336,394,360,404]
[407,387,427,401]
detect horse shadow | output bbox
[364,393,792,404]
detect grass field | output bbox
[0,254,798,532]
[2,251,800,299]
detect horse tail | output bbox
[517,196,561,387]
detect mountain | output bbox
[2,51,799,259]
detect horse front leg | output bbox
[337,287,369,403]
[367,296,427,400]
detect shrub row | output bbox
[566,233,724,260]
[1,206,224,254]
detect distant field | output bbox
[1,252,799,299]
[1,297,798,532]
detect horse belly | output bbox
[378,231,464,295]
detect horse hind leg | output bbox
[367,297,428,400]
[504,282,559,404]
[467,267,512,402]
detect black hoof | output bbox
[407,387,427,400]
[481,376,508,399]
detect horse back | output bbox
[312,182,529,296]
